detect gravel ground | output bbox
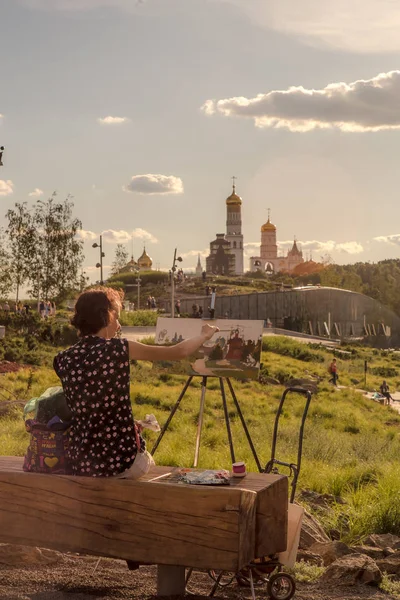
[0,556,397,600]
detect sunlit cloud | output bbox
[28,188,44,198]
[246,239,363,258]
[97,116,129,125]
[123,174,184,195]
[180,249,208,260]
[0,180,14,197]
[202,70,400,132]
[278,240,363,255]
[78,228,158,244]
[374,234,400,247]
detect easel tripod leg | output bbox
[194,376,207,467]
[226,378,262,472]
[219,378,235,464]
[151,376,193,455]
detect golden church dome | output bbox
[138,247,152,268]
[226,185,242,206]
[261,218,276,232]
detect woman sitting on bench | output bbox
[54,287,218,479]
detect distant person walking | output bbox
[328,358,338,386]
[175,299,181,317]
[380,380,393,405]
[0,146,4,167]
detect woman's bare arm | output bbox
[128,323,219,362]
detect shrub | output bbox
[262,336,324,363]
[108,271,169,286]
[371,366,398,378]
[119,310,158,327]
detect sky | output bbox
[1,0,400,281]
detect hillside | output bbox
[107,258,400,317]
[2,335,400,545]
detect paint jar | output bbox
[232,461,246,478]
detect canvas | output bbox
[155,318,263,379]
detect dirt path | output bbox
[0,557,397,600]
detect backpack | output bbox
[23,419,71,474]
[23,387,72,475]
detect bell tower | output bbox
[224,177,244,275]
[260,209,278,261]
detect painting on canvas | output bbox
[154,317,263,380]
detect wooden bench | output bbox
[0,457,288,596]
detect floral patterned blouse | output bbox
[54,336,144,477]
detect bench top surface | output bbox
[0,455,288,570]
[0,455,284,492]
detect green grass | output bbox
[290,561,325,583]
[381,573,400,598]
[119,310,158,326]
[2,335,400,545]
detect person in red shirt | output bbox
[329,358,338,386]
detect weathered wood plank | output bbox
[0,469,256,570]
[0,457,288,569]
[255,472,288,557]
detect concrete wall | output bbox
[172,287,400,339]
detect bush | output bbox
[108,271,169,286]
[262,336,325,363]
[107,281,126,291]
[119,310,158,326]
[0,310,42,333]
[371,366,398,378]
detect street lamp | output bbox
[92,234,105,285]
[128,265,141,309]
[171,248,183,318]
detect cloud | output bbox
[374,234,400,247]
[180,249,208,261]
[28,188,44,198]
[202,70,400,132]
[247,239,363,257]
[278,239,364,255]
[123,174,184,195]
[97,116,129,125]
[78,228,158,244]
[0,114,3,120]
[222,0,400,54]
[0,180,14,197]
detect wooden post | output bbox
[157,565,186,596]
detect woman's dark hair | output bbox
[71,287,123,336]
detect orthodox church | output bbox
[120,247,153,273]
[206,182,244,276]
[249,212,304,274]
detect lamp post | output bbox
[92,235,105,285]
[136,272,141,309]
[128,265,141,310]
[171,248,183,318]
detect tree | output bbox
[79,270,89,293]
[32,194,84,300]
[111,244,129,276]
[0,228,12,299]
[6,203,37,302]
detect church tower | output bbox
[224,178,244,275]
[260,210,278,261]
[195,253,203,277]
